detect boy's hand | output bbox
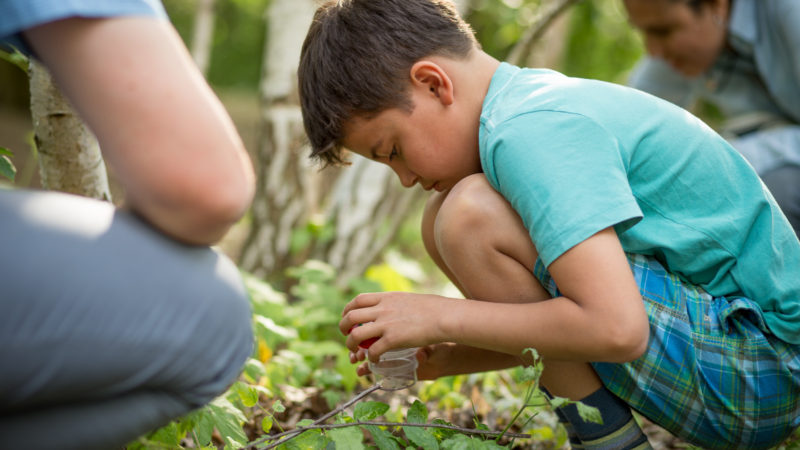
[339,291,451,362]
[347,344,449,380]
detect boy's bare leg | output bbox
[422,173,602,401]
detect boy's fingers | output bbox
[341,292,381,316]
[356,362,371,377]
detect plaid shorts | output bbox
[533,253,800,449]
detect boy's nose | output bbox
[393,166,418,188]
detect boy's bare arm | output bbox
[24,17,255,245]
[341,228,649,363]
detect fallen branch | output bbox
[244,383,531,449]
[261,420,531,443]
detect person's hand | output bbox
[339,291,453,362]
[346,344,453,380]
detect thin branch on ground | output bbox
[261,420,532,443]
[245,384,380,449]
[243,383,531,449]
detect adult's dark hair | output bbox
[298,0,478,165]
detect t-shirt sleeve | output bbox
[481,110,643,266]
[0,0,168,56]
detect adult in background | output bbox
[624,0,800,236]
[0,1,256,449]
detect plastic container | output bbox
[367,348,418,391]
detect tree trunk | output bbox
[29,60,111,201]
[239,0,425,285]
[191,0,216,76]
[506,0,581,67]
[313,159,424,286]
[239,0,321,280]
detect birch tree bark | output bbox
[240,0,425,285]
[190,0,216,76]
[239,0,320,280]
[29,60,111,201]
[506,0,581,67]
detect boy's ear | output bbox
[409,61,454,106]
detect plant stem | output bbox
[246,384,380,449]
[263,420,531,441]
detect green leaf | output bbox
[354,401,390,421]
[262,415,274,433]
[272,399,286,413]
[0,48,28,72]
[255,316,299,340]
[296,418,314,428]
[192,408,216,445]
[286,429,325,450]
[402,425,439,450]
[232,380,260,407]
[442,434,506,449]
[328,425,365,449]
[549,396,570,410]
[206,397,248,448]
[576,401,604,425]
[518,365,539,383]
[430,419,458,440]
[146,421,182,446]
[407,400,429,424]
[365,425,402,450]
[0,152,16,182]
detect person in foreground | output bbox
[297,0,800,449]
[0,1,256,449]
[623,0,800,236]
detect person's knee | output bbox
[177,253,253,405]
[433,174,506,257]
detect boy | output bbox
[298,0,800,448]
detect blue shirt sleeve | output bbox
[482,110,642,266]
[0,0,167,56]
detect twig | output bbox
[506,0,583,66]
[244,384,380,449]
[262,420,531,441]
[244,383,532,449]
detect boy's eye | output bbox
[389,146,398,161]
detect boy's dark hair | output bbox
[298,0,478,165]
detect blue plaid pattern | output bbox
[533,253,800,449]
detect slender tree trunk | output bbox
[191,0,216,76]
[240,0,425,285]
[506,0,582,67]
[240,0,320,280]
[313,159,424,286]
[29,60,111,201]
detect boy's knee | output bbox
[435,174,505,247]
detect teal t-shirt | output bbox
[479,62,800,344]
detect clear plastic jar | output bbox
[367,347,418,390]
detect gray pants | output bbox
[0,189,253,450]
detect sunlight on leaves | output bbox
[365,263,413,292]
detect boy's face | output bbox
[341,86,482,192]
